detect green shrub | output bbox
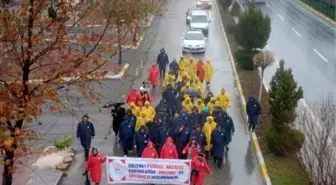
[54,135,72,150]
[266,128,305,156]
[48,6,57,19]
[234,49,257,70]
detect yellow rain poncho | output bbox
[177,68,189,82]
[129,102,140,117]
[191,78,204,91]
[162,73,176,88]
[204,60,214,83]
[182,97,194,114]
[195,99,205,113]
[202,116,217,151]
[178,57,187,71]
[187,58,197,81]
[180,83,191,93]
[207,97,217,114]
[141,101,156,120]
[217,91,231,111]
[135,112,149,131]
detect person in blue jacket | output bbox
[174,124,191,159]
[76,115,95,161]
[118,115,135,157]
[169,113,183,136]
[221,113,235,151]
[124,109,136,128]
[134,125,150,157]
[189,124,207,151]
[155,121,170,154]
[162,84,177,116]
[212,105,226,124]
[169,58,179,79]
[157,48,169,79]
[211,124,228,169]
[187,107,200,130]
[246,96,261,132]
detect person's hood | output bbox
[130,102,135,107]
[139,125,147,132]
[197,59,203,63]
[194,124,201,129]
[197,99,202,103]
[210,97,216,101]
[179,56,184,61]
[248,96,257,103]
[172,59,177,63]
[165,136,174,144]
[190,58,194,63]
[206,60,211,63]
[207,116,214,122]
[160,48,165,53]
[184,97,191,103]
[147,140,154,147]
[131,88,137,93]
[207,92,213,96]
[151,64,156,67]
[203,107,208,112]
[144,101,150,105]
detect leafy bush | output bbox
[54,135,72,150]
[266,128,305,156]
[48,6,57,19]
[234,49,257,70]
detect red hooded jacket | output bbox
[142,141,159,158]
[148,65,159,86]
[182,140,201,160]
[86,152,106,183]
[127,88,142,106]
[191,156,211,185]
[196,60,205,82]
[160,137,178,159]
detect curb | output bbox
[214,1,272,185]
[297,0,336,27]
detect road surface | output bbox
[28,0,264,184]
[242,0,336,102]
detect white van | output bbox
[189,10,210,35]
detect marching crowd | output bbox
[76,49,262,185]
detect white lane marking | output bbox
[292,28,302,37]
[277,14,284,20]
[266,3,271,8]
[313,49,329,62]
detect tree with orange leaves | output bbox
[0,1,128,184]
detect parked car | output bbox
[181,29,207,53]
[196,0,212,8]
[189,10,210,35]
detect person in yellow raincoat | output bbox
[129,102,140,117]
[187,58,197,81]
[216,88,231,111]
[180,83,191,93]
[162,71,176,88]
[202,116,217,158]
[207,97,217,115]
[195,98,205,113]
[191,77,204,91]
[177,68,189,82]
[135,112,149,131]
[204,60,214,86]
[178,56,187,72]
[181,96,194,113]
[141,101,156,120]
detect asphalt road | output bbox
[247,0,336,102]
[29,0,264,184]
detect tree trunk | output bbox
[258,70,263,103]
[2,149,14,185]
[117,24,122,65]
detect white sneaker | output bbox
[124,155,127,157]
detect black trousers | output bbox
[213,157,223,168]
[84,148,89,161]
[249,123,256,131]
[159,67,166,78]
[123,149,129,156]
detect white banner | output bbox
[106,157,191,184]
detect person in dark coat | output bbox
[211,124,228,169]
[222,114,235,151]
[134,125,150,157]
[162,84,177,117]
[212,105,227,125]
[169,58,179,79]
[155,121,170,154]
[111,105,126,137]
[174,124,190,159]
[124,109,137,128]
[189,124,207,151]
[168,113,184,137]
[77,115,95,161]
[246,96,261,132]
[199,107,209,128]
[157,48,169,79]
[204,92,214,105]
[118,116,135,157]
[187,107,200,130]
[146,120,158,144]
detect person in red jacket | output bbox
[182,137,201,160]
[83,147,106,185]
[148,63,159,87]
[160,137,178,159]
[142,141,159,158]
[196,59,205,83]
[191,153,211,185]
[127,88,142,106]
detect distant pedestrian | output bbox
[196,59,205,83]
[76,115,95,161]
[246,96,261,132]
[118,117,135,157]
[204,60,214,86]
[211,125,227,169]
[83,147,106,185]
[169,58,179,79]
[142,141,159,158]
[126,88,142,106]
[111,104,125,137]
[191,152,211,185]
[148,63,159,88]
[157,48,169,79]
